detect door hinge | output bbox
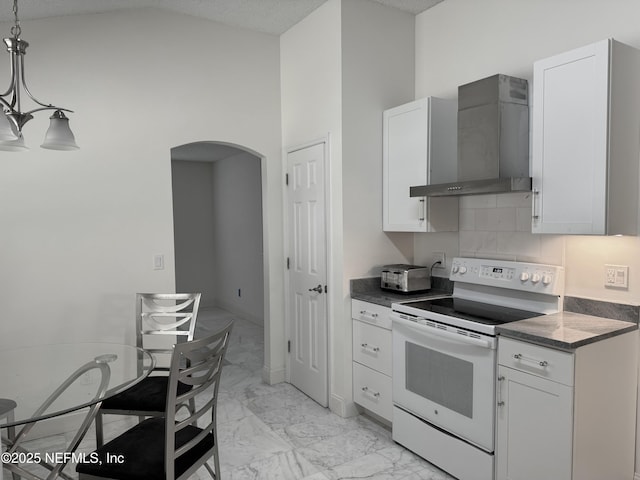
[286,257,290,270]
[287,340,291,353]
[324,285,327,293]
[285,173,289,186]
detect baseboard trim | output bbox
[213,299,263,326]
[262,365,286,385]
[329,393,359,418]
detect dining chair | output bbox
[0,398,17,442]
[77,322,233,480]
[95,292,202,447]
[0,398,18,480]
[4,359,111,480]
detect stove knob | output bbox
[452,265,459,274]
[458,266,467,274]
[520,272,530,282]
[531,273,541,284]
[542,274,552,285]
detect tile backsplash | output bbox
[414,193,640,308]
[458,192,564,265]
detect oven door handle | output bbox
[391,315,494,349]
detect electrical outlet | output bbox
[605,264,629,288]
[431,252,446,269]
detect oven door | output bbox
[391,313,496,452]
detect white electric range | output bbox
[391,257,564,480]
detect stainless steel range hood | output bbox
[411,74,531,197]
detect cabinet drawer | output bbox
[499,337,574,386]
[353,362,392,421]
[351,299,392,330]
[353,320,392,376]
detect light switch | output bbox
[153,254,165,270]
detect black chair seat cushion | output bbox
[76,417,214,479]
[101,377,192,412]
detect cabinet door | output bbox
[383,99,429,232]
[383,98,458,232]
[496,366,573,480]
[531,40,610,234]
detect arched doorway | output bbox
[170,141,265,364]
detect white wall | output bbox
[414,0,640,472]
[0,9,284,383]
[341,0,415,280]
[211,152,264,325]
[281,0,417,416]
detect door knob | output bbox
[309,284,323,293]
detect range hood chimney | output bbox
[411,74,531,197]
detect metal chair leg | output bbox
[6,410,19,480]
[95,410,104,449]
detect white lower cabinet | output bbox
[352,299,393,422]
[496,334,638,480]
[496,363,573,479]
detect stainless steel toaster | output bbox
[381,264,431,293]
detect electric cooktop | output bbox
[399,297,544,326]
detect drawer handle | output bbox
[359,310,378,321]
[513,353,548,367]
[361,343,380,353]
[361,386,380,398]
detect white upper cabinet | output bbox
[383,97,458,232]
[532,39,640,235]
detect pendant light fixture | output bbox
[0,0,78,151]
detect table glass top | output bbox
[0,343,154,426]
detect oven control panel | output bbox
[450,257,564,295]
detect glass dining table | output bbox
[0,343,154,480]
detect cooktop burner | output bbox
[402,297,543,326]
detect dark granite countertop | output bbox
[496,311,638,350]
[350,276,452,308]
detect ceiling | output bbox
[7,0,445,163]
[0,0,444,36]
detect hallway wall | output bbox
[172,151,264,325]
[171,160,217,307]
[211,152,264,325]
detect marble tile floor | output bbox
[5,307,455,480]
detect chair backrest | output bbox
[165,323,233,479]
[135,293,201,369]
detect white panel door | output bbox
[287,142,328,407]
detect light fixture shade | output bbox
[41,110,79,150]
[0,112,18,142]
[0,132,28,151]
